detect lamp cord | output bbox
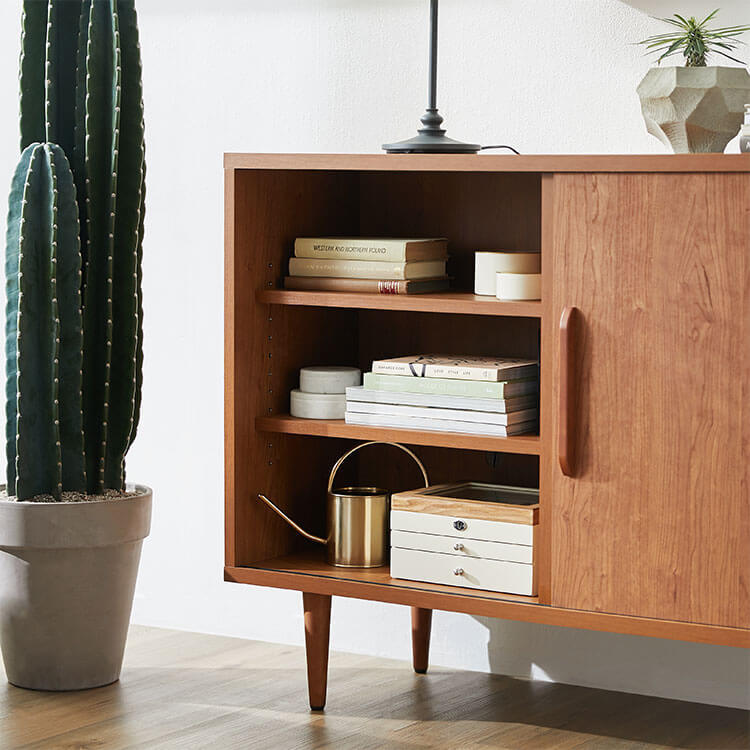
[480,144,521,155]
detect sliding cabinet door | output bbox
[545,172,749,628]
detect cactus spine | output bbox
[7,1,144,499]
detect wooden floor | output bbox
[0,625,747,750]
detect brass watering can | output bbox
[258,441,429,568]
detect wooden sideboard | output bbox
[224,153,750,710]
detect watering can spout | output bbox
[257,494,327,545]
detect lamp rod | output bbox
[382,0,481,153]
[428,0,438,111]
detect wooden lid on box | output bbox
[391,482,538,525]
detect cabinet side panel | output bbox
[228,169,359,565]
[537,173,555,604]
[225,169,237,566]
[548,173,750,628]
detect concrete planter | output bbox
[637,66,750,153]
[0,486,151,690]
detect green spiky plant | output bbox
[5,1,145,500]
[638,9,750,67]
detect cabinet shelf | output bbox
[223,553,750,647]
[225,552,539,612]
[257,289,542,318]
[256,414,541,455]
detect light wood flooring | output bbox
[0,625,747,749]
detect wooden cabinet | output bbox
[545,173,750,629]
[224,154,750,709]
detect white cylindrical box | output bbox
[299,366,361,394]
[474,251,541,295]
[496,272,542,301]
[290,389,346,419]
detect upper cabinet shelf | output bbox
[257,289,542,317]
[256,414,541,455]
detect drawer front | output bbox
[391,547,535,596]
[391,529,534,564]
[391,509,535,547]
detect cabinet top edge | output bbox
[223,153,750,173]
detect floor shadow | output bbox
[9,663,743,750]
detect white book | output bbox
[346,399,538,426]
[345,411,537,437]
[370,355,538,382]
[346,386,537,414]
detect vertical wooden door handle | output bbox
[559,306,580,476]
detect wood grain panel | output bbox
[225,556,750,647]
[257,289,542,317]
[546,173,750,628]
[392,491,538,524]
[536,173,555,604]
[359,171,541,291]
[256,415,541,456]
[227,168,361,565]
[225,152,750,174]
[357,310,541,365]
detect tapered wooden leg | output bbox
[302,592,332,710]
[411,607,432,674]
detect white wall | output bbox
[1,0,748,711]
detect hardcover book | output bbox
[370,355,538,382]
[361,372,538,399]
[294,237,448,262]
[288,257,447,280]
[283,276,450,295]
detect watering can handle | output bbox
[327,441,429,493]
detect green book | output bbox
[362,372,538,400]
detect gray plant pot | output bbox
[637,65,750,153]
[0,485,152,691]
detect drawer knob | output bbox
[453,567,464,576]
[453,519,467,531]
[453,543,464,551]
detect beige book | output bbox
[288,257,447,280]
[294,237,448,262]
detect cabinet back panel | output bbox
[359,171,541,290]
[227,168,543,566]
[358,311,541,365]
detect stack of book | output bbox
[346,355,539,437]
[285,238,450,295]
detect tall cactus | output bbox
[7,1,145,499]
[5,143,86,500]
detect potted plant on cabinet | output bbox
[637,9,750,152]
[0,0,150,690]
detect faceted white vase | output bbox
[637,66,750,153]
